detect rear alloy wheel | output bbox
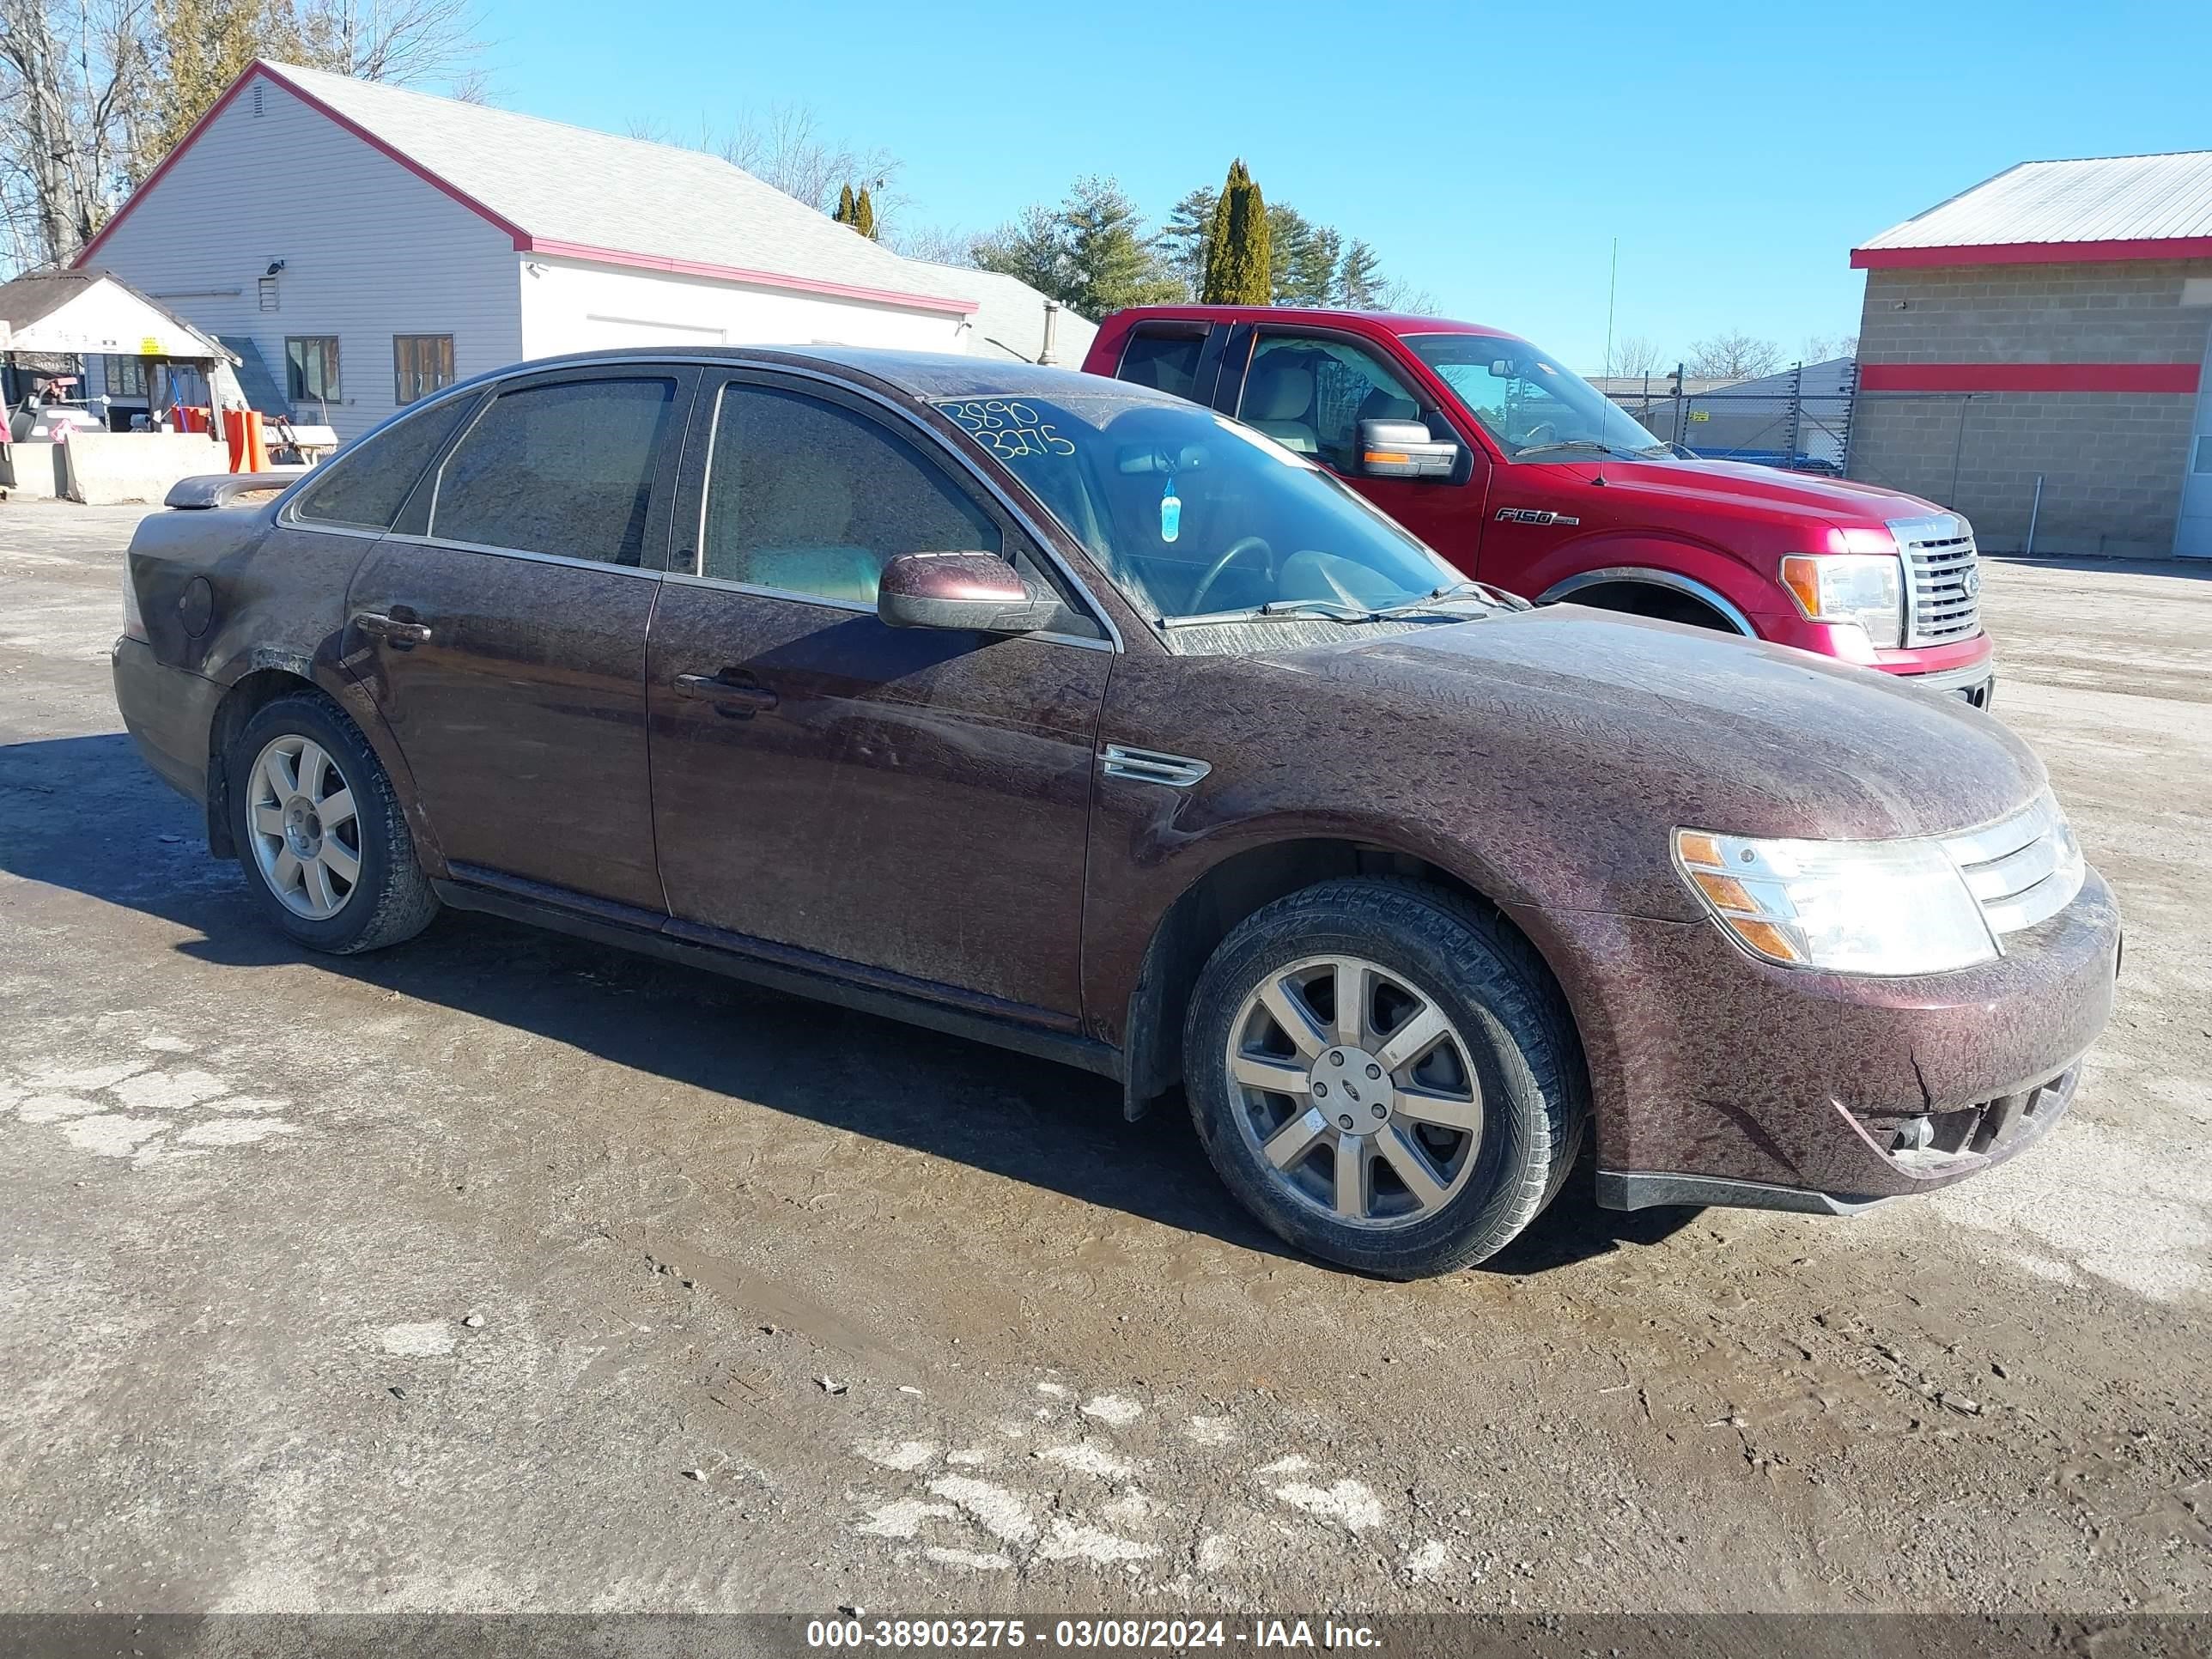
[246,733,362,921]
[229,692,438,955]
[1185,878,1585,1278]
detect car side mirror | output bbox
[877,550,1062,634]
[1357,418,1458,480]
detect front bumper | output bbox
[1511,867,2120,1212]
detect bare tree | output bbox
[0,0,149,270]
[1373,275,1437,313]
[1688,331,1783,382]
[1799,331,1859,364]
[1604,334,1665,378]
[713,100,897,219]
[884,221,974,268]
[297,0,480,85]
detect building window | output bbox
[393,334,454,404]
[286,337,341,407]
[108,356,149,399]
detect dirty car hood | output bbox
[1261,606,2045,854]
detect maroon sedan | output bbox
[112,350,2119,1278]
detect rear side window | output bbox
[1115,328,1206,400]
[290,395,475,532]
[430,378,677,565]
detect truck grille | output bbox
[1891,514,1981,647]
[1940,793,2086,939]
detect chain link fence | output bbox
[1602,361,1857,475]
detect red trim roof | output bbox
[76,63,978,317]
[1851,236,2212,270]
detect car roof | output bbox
[1104,305,1518,339]
[471,345,1186,407]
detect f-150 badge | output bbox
[1495,507,1581,526]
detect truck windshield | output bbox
[936,393,1468,624]
[1405,334,1670,461]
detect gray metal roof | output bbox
[261,61,982,313]
[896,263,1101,367]
[1858,150,2212,252]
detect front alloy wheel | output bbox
[1184,878,1585,1278]
[246,733,362,921]
[1227,955,1483,1229]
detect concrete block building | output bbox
[1847,151,2212,558]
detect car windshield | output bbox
[1404,334,1670,460]
[935,392,1470,623]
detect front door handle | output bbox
[674,671,780,715]
[355,611,433,647]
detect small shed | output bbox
[0,270,240,502]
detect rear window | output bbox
[428,378,678,565]
[1115,328,1207,401]
[289,394,476,532]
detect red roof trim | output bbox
[76,62,981,319]
[1851,236,2212,270]
[76,62,529,268]
[1859,362,2203,394]
[521,240,979,316]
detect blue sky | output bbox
[467,0,2211,371]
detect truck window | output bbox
[1115,327,1207,400]
[1239,334,1431,476]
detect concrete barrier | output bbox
[0,441,65,499]
[58,431,230,506]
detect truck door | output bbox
[1212,325,1489,576]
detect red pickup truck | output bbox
[1084,307,1996,705]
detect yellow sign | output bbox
[1688,410,1711,422]
[138,336,161,356]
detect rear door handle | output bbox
[674,671,779,714]
[355,611,433,647]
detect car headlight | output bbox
[1674,828,1997,975]
[1780,536,1903,648]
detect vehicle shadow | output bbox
[0,731,1699,1276]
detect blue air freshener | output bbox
[1160,477,1182,544]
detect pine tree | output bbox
[853,187,877,239]
[835,181,855,226]
[1200,160,1270,306]
[1158,186,1218,299]
[1334,239,1383,308]
[1060,176,1181,316]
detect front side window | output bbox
[393,334,454,404]
[1238,333,1433,475]
[1406,333,1667,460]
[430,378,677,564]
[291,392,477,532]
[939,392,1462,624]
[699,383,1001,605]
[287,336,341,406]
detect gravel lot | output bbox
[2,501,2207,1617]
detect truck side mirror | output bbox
[1357,419,1458,481]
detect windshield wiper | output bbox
[1511,439,1632,460]
[1159,595,1486,629]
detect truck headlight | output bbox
[1674,828,1997,975]
[1779,550,1904,648]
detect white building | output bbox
[76,60,1093,441]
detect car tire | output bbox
[228,690,438,955]
[1183,877,1586,1279]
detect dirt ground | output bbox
[1,501,2207,1618]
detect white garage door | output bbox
[2179,321,2212,558]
